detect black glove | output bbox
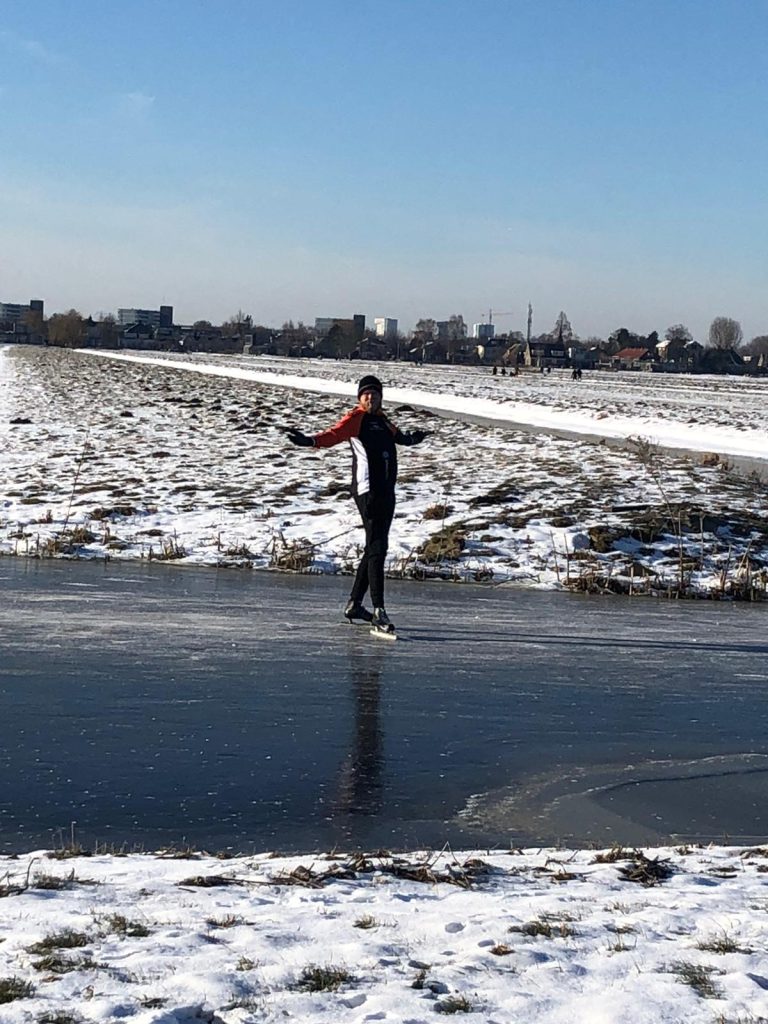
[409,429,430,445]
[286,427,315,448]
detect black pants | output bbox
[349,491,396,609]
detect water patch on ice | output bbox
[456,753,768,846]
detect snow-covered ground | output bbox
[1,845,768,1024]
[4,347,768,1022]
[2,345,767,598]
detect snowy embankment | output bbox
[87,349,768,461]
[2,346,768,597]
[2,846,768,1024]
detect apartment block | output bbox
[118,305,173,328]
[0,298,44,323]
[374,317,398,339]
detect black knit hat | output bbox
[357,374,383,398]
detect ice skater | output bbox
[286,374,429,634]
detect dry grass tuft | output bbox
[269,533,314,571]
[31,952,97,975]
[295,964,353,992]
[27,929,89,953]
[510,918,576,939]
[668,960,723,999]
[206,914,245,929]
[177,874,242,888]
[353,914,379,929]
[617,852,675,887]
[489,943,514,956]
[101,913,151,938]
[37,1011,83,1024]
[422,502,454,521]
[0,976,35,1003]
[32,870,79,891]
[696,933,753,954]
[417,526,465,563]
[591,844,631,864]
[434,993,475,1014]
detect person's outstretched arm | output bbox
[285,427,315,447]
[312,408,363,448]
[285,408,363,449]
[393,427,431,446]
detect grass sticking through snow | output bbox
[32,870,78,891]
[670,960,724,999]
[696,934,753,954]
[0,976,35,1003]
[27,929,89,953]
[353,914,378,929]
[31,953,96,975]
[435,994,475,1014]
[206,914,244,929]
[101,913,151,938]
[510,918,576,939]
[296,964,353,992]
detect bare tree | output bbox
[551,311,574,343]
[607,327,640,353]
[48,309,86,348]
[708,316,743,350]
[444,314,466,362]
[665,324,692,343]
[98,314,119,347]
[413,318,437,341]
[279,320,314,355]
[743,334,768,357]
[221,310,252,337]
[446,314,466,340]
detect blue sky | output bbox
[1,0,766,340]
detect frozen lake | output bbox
[1,559,768,853]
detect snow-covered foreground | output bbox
[3,351,768,1023]
[2,846,768,1024]
[2,346,767,599]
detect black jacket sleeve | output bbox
[393,428,428,446]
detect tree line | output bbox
[7,306,768,360]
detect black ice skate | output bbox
[344,599,373,624]
[371,607,396,639]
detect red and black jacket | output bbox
[313,407,418,498]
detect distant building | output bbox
[314,315,365,341]
[0,298,44,324]
[374,317,398,339]
[315,317,339,335]
[524,337,568,369]
[472,322,495,340]
[612,346,655,370]
[117,305,173,328]
[475,339,507,362]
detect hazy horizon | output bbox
[2,0,766,342]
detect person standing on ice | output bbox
[286,374,429,632]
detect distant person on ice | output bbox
[286,375,429,632]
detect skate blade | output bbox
[370,626,397,641]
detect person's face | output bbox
[358,389,382,413]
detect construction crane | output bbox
[485,309,515,326]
